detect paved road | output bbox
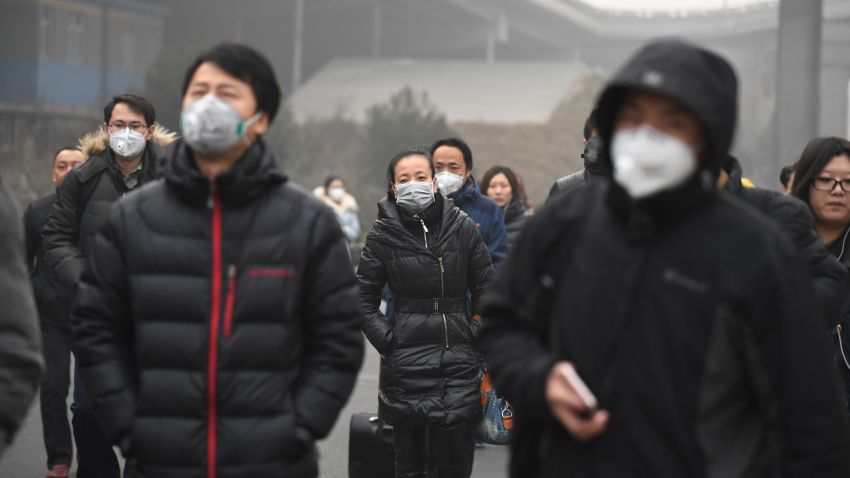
[0,344,509,477]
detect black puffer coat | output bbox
[42,127,175,288]
[357,195,494,426]
[503,198,529,248]
[71,140,364,478]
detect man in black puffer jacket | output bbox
[478,39,850,478]
[71,43,364,478]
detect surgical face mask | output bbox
[435,171,465,195]
[328,187,346,202]
[109,128,147,158]
[181,93,261,156]
[395,181,435,214]
[611,125,697,199]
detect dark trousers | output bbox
[393,420,475,478]
[72,363,120,478]
[39,319,73,468]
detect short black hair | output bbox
[779,165,795,188]
[583,108,598,141]
[430,137,473,170]
[104,94,156,126]
[53,146,82,165]
[386,146,434,200]
[183,43,282,122]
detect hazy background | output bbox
[1,0,849,226]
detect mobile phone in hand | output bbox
[561,365,598,410]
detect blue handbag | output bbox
[475,371,513,445]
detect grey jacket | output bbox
[0,180,43,455]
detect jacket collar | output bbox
[163,139,287,207]
[503,197,526,223]
[605,173,716,242]
[448,175,480,208]
[376,194,463,249]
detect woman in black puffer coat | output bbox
[357,147,495,478]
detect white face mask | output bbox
[328,187,346,202]
[611,125,697,199]
[109,128,147,158]
[181,93,261,156]
[435,171,465,195]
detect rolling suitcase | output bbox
[348,412,395,478]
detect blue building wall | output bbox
[0,60,144,109]
[0,60,38,104]
[37,61,101,108]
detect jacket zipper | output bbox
[439,257,448,348]
[206,181,222,478]
[417,216,429,249]
[224,264,236,337]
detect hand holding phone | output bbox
[560,363,598,410]
[546,361,608,441]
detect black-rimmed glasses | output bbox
[812,177,850,192]
[107,122,149,133]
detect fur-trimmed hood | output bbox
[77,124,179,157]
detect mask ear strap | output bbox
[237,112,264,142]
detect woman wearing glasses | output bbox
[792,136,850,412]
[792,137,850,262]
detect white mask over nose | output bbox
[611,125,697,199]
[435,171,465,195]
[109,128,147,158]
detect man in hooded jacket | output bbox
[477,39,850,478]
[546,109,609,204]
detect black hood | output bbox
[595,39,738,179]
[582,135,610,178]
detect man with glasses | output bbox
[42,94,176,478]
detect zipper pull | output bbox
[207,180,216,209]
[415,215,429,248]
[438,257,445,273]
[227,264,236,280]
[433,298,439,313]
